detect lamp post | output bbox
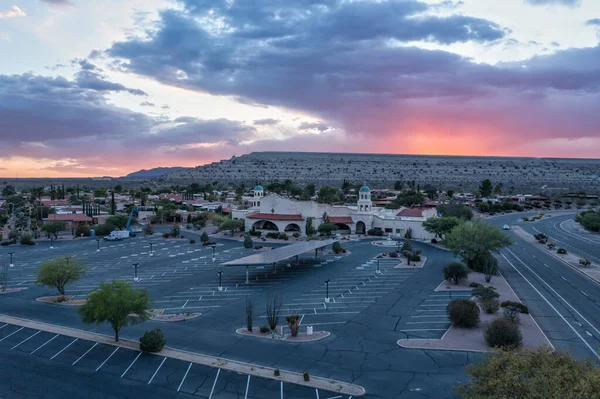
[149,242,154,257]
[8,252,14,268]
[96,239,101,252]
[212,245,216,262]
[50,237,54,249]
[325,279,330,303]
[133,262,139,282]
[217,270,223,291]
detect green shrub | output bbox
[189,239,196,244]
[431,238,438,244]
[500,301,529,314]
[332,241,343,254]
[483,317,522,349]
[447,299,480,328]
[579,259,592,267]
[20,234,35,245]
[472,286,500,301]
[410,254,421,262]
[244,234,253,249]
[75,224,91,237]
[93,223,115,236]
[557,248,567,254]
[293,232,300,238]
[481,299,500,314]
[303,372,310,381]
[139,329,166,352]
[278,232,288,240]
[389,251,398,258]
[163,232,170,238]
[266,232,279,239]
[274,369,280,376]
[443,262,470,284]
[259,326,270,333]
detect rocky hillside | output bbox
[158,152,600,193]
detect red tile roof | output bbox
[46,214,93,222]
[329,216,353,224]
[246,213,304,221]
[396,208,424,217]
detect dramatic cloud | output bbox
[253,119,279,126]
[0,6,26,19]
[298,122,331,132]
[525,0,580,6]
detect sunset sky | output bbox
[1,0,599,177]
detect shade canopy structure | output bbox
[221,239,337,267]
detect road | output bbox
[489,211,600,361]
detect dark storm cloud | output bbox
[525,0,580,6]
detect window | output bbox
[384,228,392,233]
[396,229,401,233]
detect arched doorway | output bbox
[252,220,279,232]
[356,221,366,235]
[284,223,301,232]
[335,223,351,234]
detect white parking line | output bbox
[31,334,59,354]
[73,342,98,365]
[0,327,24,342]
[96,347,119,371]
[209,368,221,399]
[11,330,41,350]
[148,357,167,384]
[399,329,448,332]
[244,375,251,399]
[0,324,7,330]
[178,362,193,392]
[121,352,142,377]
[51,338,78,359]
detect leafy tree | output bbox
[318,223,338,237]
[35,256,86,296]
[113,184,123,193]
[93,188,107,198]
[443,262,470,284]
[578,210,600,232]
[423,185,437,200]
[305,217,315,236]
[493,183,503,196]
[422,217,462,240]
[437,204,473,220]
[394,190,425,207]
[457,348,600,399]
[479,179,493,198]
[201,231,209,243]
[106,214,133,230]
[305,184,316,197]
[394,180,404,190]
[1,185,16,197]
[317,186,342,204]
[220,219,244,236]
[79,280,150,342]
[244,233,253,249]
[445,220,512,270]
[41,221,66,239]
[446,190,454,198]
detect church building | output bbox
[232,185,437,240]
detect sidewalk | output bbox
[0,314,365,396]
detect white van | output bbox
[103,230,131,241]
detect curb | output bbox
[0,314,365,396]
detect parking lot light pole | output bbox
[212,245,216,262]
[245,266,249,285]
[8,252,14,268]
[217,271,223,291]
[96,239,101,252]
[325,279,331,303]
[149,243,154,257]
[376,258,382,274]
[50,237,54,249]
[133,262,139,282]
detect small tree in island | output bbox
[35,256,86,297]
[79,280,150,342]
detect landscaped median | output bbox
[512,225,600,284]
[0,313,366,397]
[398,271,552,353]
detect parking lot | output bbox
[0,322,351,399]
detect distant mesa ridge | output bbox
[124,166,185,179]
[147,151,600,192]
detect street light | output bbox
[212,245,216,262]
[50,237,54,249]
[96,239,101,252]
[376,258,382,274]
[8,252,14,268]
[325,279,330,303]
[149,242,154,257]
[133,262,139,282]
[217,271,223,291]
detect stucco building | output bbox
[232,186,436,240]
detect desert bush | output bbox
[20,234,35,245]
[75,224,91,237]
[443,262,470,284]
[139,329,166,352]
[483,317,522,349]
[286,315,300,336]
[266,293,283,330]
[472,286,500,301]
[162,232,170,238]
[481,299,500,314]
[259,326,269,333]
[410,254,421,262]
[579,259,592,267]
[557,248,567,254]
[293,232,300,238]
[303,372,310,381]
[244,234,253,249]
[389,251,398,258]
[332,241,343,254]
[547,242,556,250]
[266,232,279,239]
[447,299,480,328]
[278,232,288,240]
[431,238,438,244]
[500,301,529,314]
[274,369,280,376]
[189,239,196,244]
